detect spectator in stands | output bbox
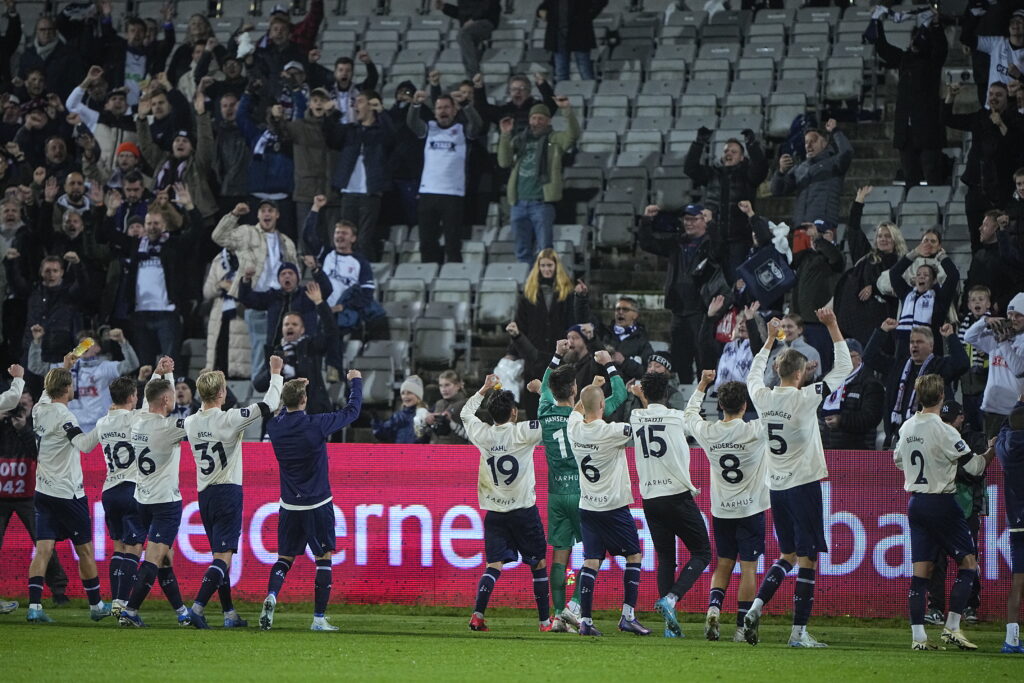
[384,80,424,228]
[638,203,729,384]
[201,247,251,380]
[497,97,578,263]
[820,338,885,450]
[100,170,152,233]
[865,12,947,186]
[437,0,500,78]
[309,53,379,124]
[425,369,470,445]
[763,313,822,387]
[576,294,653,383]
[324,90,396,262]
[945,81,1024,249]
[212,199,298,381]
[68,68,136,155]
[614,353,687,421]
[959,285,993,432]
[960,4,1024,105]
[537,0,606,82]
[685,128,770,276]
[790,218,844,366]
[5,251,89,366]
[99,183,201,367]
[83,135,145,191]
[17,14,82,100]
[134,80,192,152]
[770,118,853,226]
[963,295,1024,437]
[372,374,429,444]
[834,187,908,346]
[238,260,333,362]
[209,90,251,219]
[879,230,961,362]
[473,72,557,133]
[0,1,21,92]
[561,333,620,404]
[166,14,225,87]
[712,303,757,402]
[505,249,579,418]
[272,89,334,235]
[95,6,169,106]
[252,14,307,94]
[408,91,483,264]
[863,319,967,446]
[253,282,337,414]
[236,84,295,234]
[968,210,1016,313]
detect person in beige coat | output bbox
[211,200,298,380]
[202,248,252,380]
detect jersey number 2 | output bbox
[909,449,928,485]
[196,442,228,476]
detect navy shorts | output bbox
[1011,530,1024,574]
[278,504,337,557]
[483,506,546,566]
[34,492,92,545]
[139,500,182,545]
[580,506,641,560]
[102,482,145,546]
[199,484,243,553]
[713,512,766,562]
[908,493,977,564]
[770,481,828,559]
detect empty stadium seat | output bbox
[476,280,520,325]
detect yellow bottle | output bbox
[72,338,95,357]
[493,381,502,391]
[775,328,786,341]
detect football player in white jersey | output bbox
[26,357,109,623]
[743,308,852,648]
[567,385,649,637]
[460,374,551,632]
[119,358,192,627]
[629,371,711,638]
[95,375,146,617]
[893,373,994,651]
[183,356,284,628]
[684,370,770,643]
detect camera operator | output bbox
[425,370,469,445]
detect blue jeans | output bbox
[553,49,595,82]
[511,200,555,263]
[245,308,268,382]
[132,311,182,368]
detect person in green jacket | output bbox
[497,96,579,264]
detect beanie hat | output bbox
[648,353,673,373]
[400,375,424,401]
[844,338,864,356]
[278,262,300,278]
[1009,292,1024,315]
[116,141,141,158]
[529,103,550,118]
[173,129,194,145]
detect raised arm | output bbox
[817,308,852,391]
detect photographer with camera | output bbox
[683,127,769,279]
[638,203,730,385]
[425,370,469,445]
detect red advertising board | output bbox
[0,445,1014,619]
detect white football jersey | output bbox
[683,389,770,519]
[131,411,187,504]
[32,393,100,499]
[0,377,25,412]
[567,411,634,511]
[96,409,138,492]
[461,392,542,512]
[746,341,852,491]
[629,403,697,500]
[184,375,283,492]
[893,412,986,494]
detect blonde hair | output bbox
[915,373,944,408]
[776,348,807,380]
[523,248,573,305]
[868,221,908,264]
[44,368,73,400]
[282,379,307,409]
[196,370,226,403]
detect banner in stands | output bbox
[0,445,1013,619]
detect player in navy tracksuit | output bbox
[995,401,1024,654]
[259,370,363,632]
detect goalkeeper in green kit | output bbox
[527,339,626,632]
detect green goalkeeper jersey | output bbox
[538,362,627,496]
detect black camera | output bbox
[429,414,452,436]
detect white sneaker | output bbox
[912,639,940,651]
[789,631,829,648]
[560,605,581,629]
[550,616,577,633]
[0,600,18,614]
[733,627,747,642]
[110,599,125,619]
[311,616,339,632]
[940,628,977,650]
[259,594,277,631]
[704,607,720,641]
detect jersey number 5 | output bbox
[196,442,228,476]
[767,423,788,455]
[636,424,667,458]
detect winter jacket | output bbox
[790,237,845,322]
[574,294,653,381]
[638,217,729,316]
[5,260,90,364]
[97,17,171,91]
[372,404,429,444]
[201,252,251,380]
[770,129,853,225]
[91,112,140,175]
[430,391,470,445]
[945,103,1024,204]
[820,365,886,450]
[236,93,294,196]
[883,253,961,353]
[474,80,557,132]
[137,111,218,220]
[277,111,333,203]
[210,214,299,299]
[538,0,606,51]
[684,134,770,241]
[509,288,579,386]
[213,118,251,197]
[18,40,84,100]
[238,269,334,354]
[497,108,580,203]
[324,111,396,195]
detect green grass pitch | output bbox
[3,602,1022,681]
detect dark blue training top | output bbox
[995,400,1024,528]
[266,379,363,507]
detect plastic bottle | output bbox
[72,338,95,357]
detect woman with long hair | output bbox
[834,186,909,345]
[505,248,579,418]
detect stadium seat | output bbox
[483,262,530,282]
[686,79,728,99]
[383,301,422,342]
[356,355,396,406]
[723,93,763,117]
[476,279,520,326]
[414,316,458,367]
[383,278,426,304]
[766,92,808,138]
[748,23,786,44]
[393,262,439,282]
[363,340,411,378]
[905,185,953,204]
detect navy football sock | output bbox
[792,567,816,626]
[267,558,293,597]
[579,567,598,619]
[755,559,793,607]
[119,553,140,602]
[193,559,227,607]
[670,555,709,600]
[473,567,501,615]
[127,561,158,610]
[949,568,976,617]
[737,600,752,627]
[28,575,44,605]
[623,562,641,609]
[82,576,102,606]
[909,576,929,625]
[708,587,725,610]
[532,566,550,622]
[314,560,332,617]
[158,566,184,611]
[109,552,123,600]
[218,582,235,613]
